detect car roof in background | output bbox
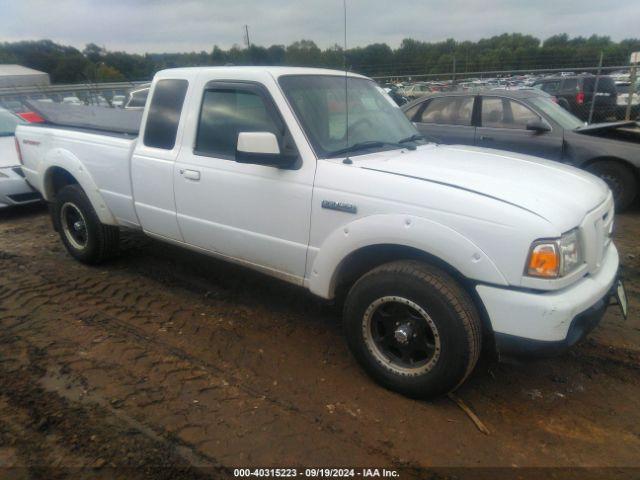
[401,89,549,110]
[533,73,605,82]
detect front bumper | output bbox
[477,244,619,357]
[0,166,42,208]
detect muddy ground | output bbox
[0,204,639,479]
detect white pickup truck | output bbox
[16,67,627,398]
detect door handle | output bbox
[479,135,493,141]
[180,169,201,181]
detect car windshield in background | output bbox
[528,97,585,130]
[279,75,422,158]
[0,109,24,136]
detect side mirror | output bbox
[526,119,551,133]
[236,131,293,167]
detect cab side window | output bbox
[418,96,473,126]
[195,87,286,160]
[143,80,189,150]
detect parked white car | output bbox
[111,95,126,108]
[0,108,41,208]
[62,96,84,106]
[15,67,626,398]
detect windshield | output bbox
[528,97,585,130]
[0,109,24,137]
[279,75,422,158]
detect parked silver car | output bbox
[0,108,42,208]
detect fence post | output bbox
[588,51,603,124]
[626,64,638,121]
[452,56,456,87]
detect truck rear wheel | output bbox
[343,260,481,399]
[53,184,119,264]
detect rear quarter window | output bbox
[582,76,617,93]
[561,78,578,92]
[143,79,189,150]
[539,81,561,94]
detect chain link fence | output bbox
[368,55,639,124]
[0,80,147,114]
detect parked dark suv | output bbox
[532,74,618,122]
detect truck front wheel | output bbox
[343,260,481,399]
[53,184,119,264]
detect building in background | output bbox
[0,65,50,88]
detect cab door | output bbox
[173,81,314,282]
[475,96,563,160]
[131,79,189,240]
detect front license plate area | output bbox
[614,280,628,319]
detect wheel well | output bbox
[332,244,495,342]
[45,167,79,199]
[583,156,638,180]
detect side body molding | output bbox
[40,148,117,225]
[307,214,508,299]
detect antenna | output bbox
[343,0,350,159]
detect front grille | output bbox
[580,194,614,274]
[11,167,25,178]
[7,192,41,203]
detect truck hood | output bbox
[0,136,20,169]
[353,144,609,231]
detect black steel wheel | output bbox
[53,184,119,264]
[363,296,441,377]
[343,260,481,399]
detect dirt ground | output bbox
[0,204,639,479]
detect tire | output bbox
[343,260,481,399]
[586,161,637,212]
[52,184,119,264]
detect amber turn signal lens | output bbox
[527,243,559,278]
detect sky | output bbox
[1,0,639,53]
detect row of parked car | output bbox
[384,72,640,123]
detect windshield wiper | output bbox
[398,134,424,144]
[399,133,441,144]
[326,140,408,158]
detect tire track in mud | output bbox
[0,251,408,469]
[0,346,221,479]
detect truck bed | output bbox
[26,100,142,136]
[16,123,140,228]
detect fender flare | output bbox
[40,148,117,225]
[308,214,508,299]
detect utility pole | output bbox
[588,51,603,124]
[243,25,251,50]
[243,24,252,64]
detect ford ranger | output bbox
[15,67,627,398]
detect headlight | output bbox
[526,229,582,278]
